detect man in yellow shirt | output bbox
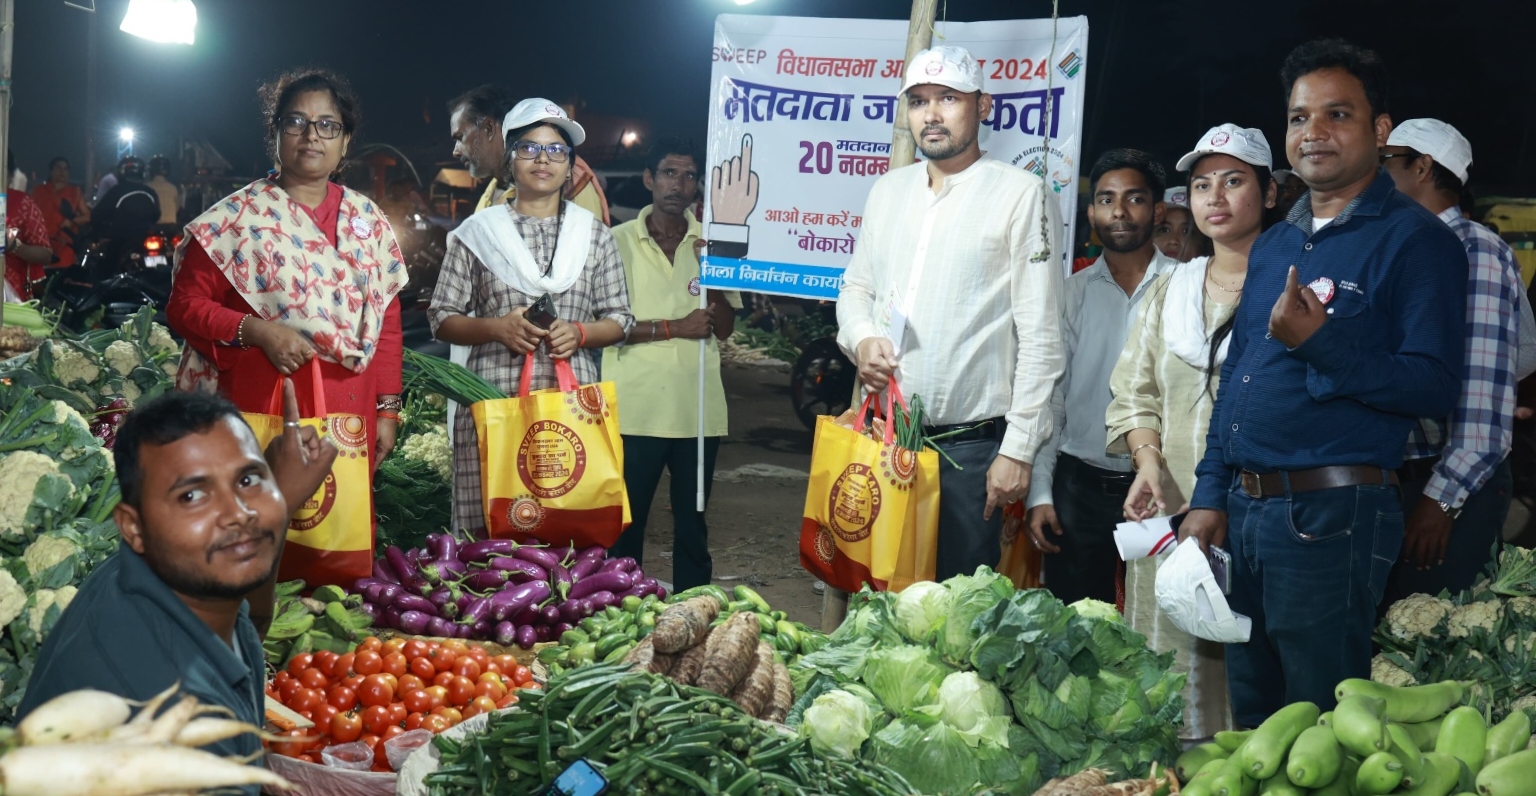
[448,84,611,223]
[603,137,740,591]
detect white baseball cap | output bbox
[900,45,984,96]
[1164,187,1190,208]
[1272,168,1299,185]
[1176,123,1274,172]
[502,97,586,147]
[1387,118,1472,184]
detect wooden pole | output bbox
[820,0,938,634]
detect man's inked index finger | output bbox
[281,378,300,427]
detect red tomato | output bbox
[431,706,464,725]
[467,646,491,671]
[402,640,429,660]
[272,729,310,757]
[272,670,293,688]
[447,676,477,708]
[408,656,436,680]
[359,733,380,752]
[278,678,304,703]
[341,674,365,691]
[326,686,358,712]
[297,667,329,691]
[405,711,425,731]
[421,714,451,734]
[432,671,457,689]
[380,724,406,743]
[357,636,384,654]
[450,657,481,681]
[330,652,356,680]
[429,647,457,673]
[383,651,409,679]
[423,685,449,711]
[288,688,324,715]
[383,637,408,655]
[286,653,314,678]
[441,639,468,654]
[353,650,384,677]
[378,673,399,694]
[491,654,519,674]
[403,689,434,714]
[508,665,533,687]
[298,752,321,765]
[387,702,409,726]
[330,710,363,744]
[496,693,520,709]
[475,680,508,702]
[357,675,395,708]
[311,704,339,733]
[311,649,338,673]
[398,674,427,694]
[469,695,498,716]
[361,704,393,736]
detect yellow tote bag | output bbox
[799,384,937,593]
[471,357,630,548]
[242,362,374,587]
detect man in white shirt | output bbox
[837,45,1064,580]
[1026,149,1177,605]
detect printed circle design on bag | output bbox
[1000,517,1018,544]
[827,463,882,543]
[564,385,609,425]
[289,472,337,532]
[516,420,588,499]
[880,446,918,489]
[508,496,545,533]
[327,415,369,458]
[814,526,837,564]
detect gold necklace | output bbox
[1206,260,1245,293]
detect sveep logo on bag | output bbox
[289,473,338,532]
[828,463,882,542]
[517,420,588,499]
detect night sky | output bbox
[13,0,1536,194]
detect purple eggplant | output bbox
[624,578,661,599]
[353,577,387,593]
[393,592,438,615]
[557,598,587,624]
[464,570,510,593]
[489,557,548,584]
[421,557,467,586]
[397,610,433,635]
[458,538,516,564]
[603,557,639,573]
[512,545,565,571]
[425,616,455,638]
[461,596,493,626]
[383,605,405,629]
[586,590,620,611]
[372,582,405,605]
[569,547,607,582]
[512,605,540,626]
[472,616,492,637]
[495,621,518,647]
[385,546,427,591]
[372,559,402,585]
[428,589,459,619]
[359,602,382,622]
[569,570,632,601]
[550,564,573,599]
[456,623,476,639]
[540,604,562,626]
[656,586,668,601]
[488,581,552,623]
[427,534,459,564]
[553,621,573,636]
[523,625,543,647]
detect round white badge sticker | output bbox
[350,217,375,240]
[1308,277,1335,304]
[688,277,701,297]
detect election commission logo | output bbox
[290,472,338,532]
[508,495,546,533]
[517,420,588,499]
[827,463,882,542]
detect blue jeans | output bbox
[1223,480,1404,728]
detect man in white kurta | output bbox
[836,45,1064,580]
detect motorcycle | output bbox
[35,229,176,333]
[785,300,855,431]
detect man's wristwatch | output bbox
[1436,500,1461,520]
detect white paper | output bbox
[1113,516,1178,561]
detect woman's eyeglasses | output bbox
[277,115,345,140]
[511,141,572,163]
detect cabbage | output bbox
[894,580,953,643]
[800,689,875,758]
[1069,598,1123,623]
[833,588,905,646]
[937,566,1015,665]
[862,644,954,713]
[869,712,1000,796]
[932,671,1012,747]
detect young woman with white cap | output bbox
[1104,123,1277,739]
[429,98,634,534]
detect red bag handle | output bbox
[855,377,901,447]
[264,358,328,419]
[517,355,581,397]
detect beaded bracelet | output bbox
[576,322,587,347]
[377,410,402,423]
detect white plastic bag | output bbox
[1154,537,1252,643]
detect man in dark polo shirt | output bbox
[1179,39,1467,727]
[18,385,335,773]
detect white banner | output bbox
[701,14,1089,300]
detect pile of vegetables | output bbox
[265,634,534,772]
[789,567,1186,795]
[1373,544,1536,721]
[0,307,178,418]
[423,663,917,796]
[540,583,826,677]
[1175,677,1536,796]
[353,535,665,648]
[262,579,378,668]
[1030,765,1178,796]
[376,386,453,554]
[0,683,295,795]
[0,379,122,722]
[0,302,54,362]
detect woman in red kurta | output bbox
[167,69,406,596]
[31,157,88,269]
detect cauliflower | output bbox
[0,452,70,537]
[1508,597,1536,620]
[53,400,89,433]
[49,342,100,387]
[1384,593,1454,641]
[1449,601,1503,638]
[147,324,179,357]
[109,379,142,406]
[54,585,77,613]
[25,589,56,636]
[0,569,25,631]
[1509,694,1536,714]
[162,360,178,378]
[1371,654,1417,687]
[399,426,452,481]
[103,340,142,376]
[22,535,80,579]
[1505,632,1536,656]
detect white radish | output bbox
[0,743,295,796]
[172,717,287,748]
[14,690,133,745]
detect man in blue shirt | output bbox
[1180,39,1467,726]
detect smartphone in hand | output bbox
[526,293,559,330]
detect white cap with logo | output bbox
[502,97,586,147]
[1176,123,1274,172]
[1386,118,1472,184]
[900,45,984,96]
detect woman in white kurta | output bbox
[1105,124,1277,739]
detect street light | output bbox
[118,126,134,158]
[119,0,196,45]
[621,130,639,148]
[119,127,134,143]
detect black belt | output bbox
[923,417,1005,445]
[1239,465,1399,499]
[1058,452,1136,494]
[1398,455,1441,484]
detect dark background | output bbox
[13,0,1536,194]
